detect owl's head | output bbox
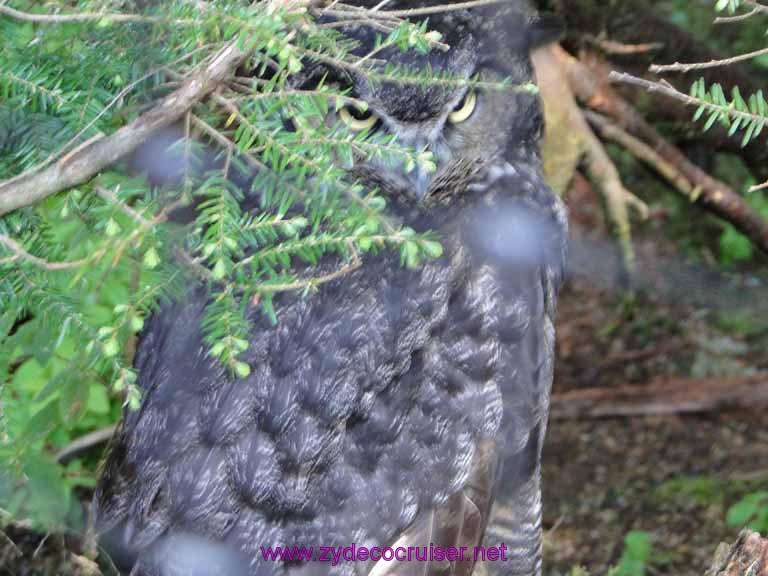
[301,1,560,204]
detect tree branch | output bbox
[649,46,768,73]
[584,110,699,201]
[549,47,768,255]
[0,40,251,216]
[534,45,647,277]
[55,425,117,464]
[0,3,191,24]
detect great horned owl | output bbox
[92,2,568,576]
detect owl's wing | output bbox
[91,246,505,576]
[367,438,498,576]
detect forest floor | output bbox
[539,191,768,575]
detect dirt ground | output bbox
[540,232,768,575]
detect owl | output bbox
[91,2,568,576]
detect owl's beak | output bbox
[409,165,434,202]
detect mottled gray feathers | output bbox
[92,1,567,575]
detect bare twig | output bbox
[750,179,768,193]
[43,44,218,179]
[587,37,664,56]
[0,528,23,559]
[714,7,762,24]
[55,425,117,464]
[650,46,768,73]
[375,0,512,17]
[561,63,768,255]
[0,234,91,270]
[584,110,699,201]
[0,3,192,24]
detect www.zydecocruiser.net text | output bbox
[261,543,510,566]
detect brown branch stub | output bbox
[649,46,768,74]
[55,425,117,464]
[0,40,251,216]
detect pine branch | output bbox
[650,46,768,73]
[610,73,767,147]
[0,40,251,215]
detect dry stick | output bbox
[0,234,91,270]
[743,0,768,14]
[588,37,664,56]
[552,48,768,255]
[45,44,217,178]
[0,3,192,24]
[650,45,768,73]
[584,110,699,200]
[0,40,250,216]
[714,7,762,24]
[376,0,512,17]
[550,373,768,419]
[751,180,768,193]
[55,425,117,464]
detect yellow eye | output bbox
[448,90,477,124]
[339,105,379,131]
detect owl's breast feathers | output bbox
[92,158,567,576]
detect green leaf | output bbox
[87,384,111,416]
[420,239,444,259]
[234,362,251,379]
[727,497,760,526]
[143,247,161,269]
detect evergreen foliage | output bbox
[689,0,768,150]
[0,0,528,531]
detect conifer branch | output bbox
[649,46,768,73]
[0,40,251,215]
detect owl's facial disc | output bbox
[370,86,483,202]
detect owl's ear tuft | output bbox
[529,14,565,49]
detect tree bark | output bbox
[550,374,768,420]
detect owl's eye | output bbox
[338,105,379,131]
[448,90,477,124]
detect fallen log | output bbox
[550,373,768,419]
